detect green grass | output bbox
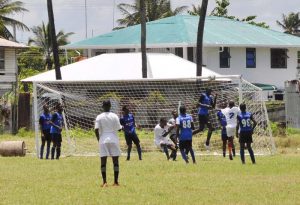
[1,131,300,204]
[0,152,300,204]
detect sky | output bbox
[14,0,300,44]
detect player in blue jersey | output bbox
[236,103,257,164]
[176,105,196,164]
[120,106,142,161]
[198,88,217,150]
[216,101,228,158]
[50,103,64,160]
[39,104,52,159]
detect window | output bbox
[187,47,194,62]
[246,48,256,68]
[220,47,230,68]
[297,51,300,68]
[0,48,4,71]
[175,47,183,58]
[271,48,288,68]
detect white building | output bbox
[62,15,300,89]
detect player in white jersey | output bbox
[222,100,239,159]
[154,118,177,161]
[95,100,122,187]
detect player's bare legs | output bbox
[228,137,234,160]
[222,139,227,157]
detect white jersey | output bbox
[154,124,173,147]
[95,112,122,144]
[223,106,240,128]
[167,118,176,135]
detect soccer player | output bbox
[95,100,122,187]
[154,118,177,161]
[222,100,239,160]
[236,103,257,164]
[216,101,228,158]
[198,88,217,150]
[50,103,64,160]
[120,106,142,161]
[39,104,52,159]
[176,105,196,164]
[167,109,178,147]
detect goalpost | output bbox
[33,75,275,157]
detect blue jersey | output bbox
[198,93,213,115]
[217,110,227,135]
[50,112,63,134]
[176,114,193,141]
[120,113,135,134]
[39,113,52,130]
[237,112,252,132]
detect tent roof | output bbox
[63,15,300,49]
[22,53,221,82]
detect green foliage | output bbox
[17,47,44,71]
[209,0,269,28]
[146,90,166,104]
[116,0,187,27]
[0,0,29,39]
[18,68,42,93]
[276,12,300,36]
[97,92,122,103]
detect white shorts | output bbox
[226,127,235,137]
[99,143,121,157]
[155,139,173,150]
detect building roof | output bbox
[22,53,221,82]
[0,38,27,48]
[63,15,300,50]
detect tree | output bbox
[209,0,269,28]
[117,0,187,27]
[28,22,74,70]
[196,0,209,76]
[0,0,29,40]
[188,4,202,16]
[276,12,300,36]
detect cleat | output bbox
[113,183,119,186]
[101,183,108,188]
[229,155,233,160]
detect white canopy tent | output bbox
[22,53,221,82]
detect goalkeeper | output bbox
[120,106,142,161]
[197,88,217,150]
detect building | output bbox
[63,15,300,89]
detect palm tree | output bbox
[117,0,187,27]
[188,4,202,16]
[196,0,209,76]
[277,12,300,36]
[29,22,74,70]
[0,0,29,40]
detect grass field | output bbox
[0,130,300,205]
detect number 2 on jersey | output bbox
[229,112,235,119]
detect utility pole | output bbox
[47,0,62,80]
[140,0,147,78]
[85,0,88,38]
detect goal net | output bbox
[33,76,275,157]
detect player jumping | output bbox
[198,88,217,150]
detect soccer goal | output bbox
[33,75,275,157]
